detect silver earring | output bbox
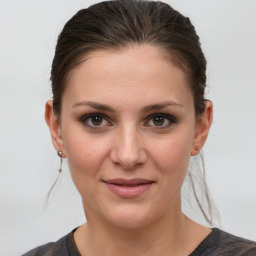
[57,151,63,173]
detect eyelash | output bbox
[80,113,111,129]
[145,113,176,128]
[79,113,176,129]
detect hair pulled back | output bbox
[51,0,206,117]
[50,0,218,225]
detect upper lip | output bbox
[103,179,154,185]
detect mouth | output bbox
[103,179,155,198]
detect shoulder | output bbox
[191,228,256,256]
[217,229,256,255]
[21,233,70,256]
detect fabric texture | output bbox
[22,228,256,256]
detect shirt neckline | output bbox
[188,228,220,256]
[67,227,220,256]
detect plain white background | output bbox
[0,0,256,255]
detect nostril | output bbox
[109,137,147,169]
[111,154,145,169]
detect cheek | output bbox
[152,133,193,169]
[150,131,194,190]
[62,125,110,178]
[63,132,111,201]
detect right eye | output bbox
[80,113,111,128]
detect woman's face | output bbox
[46,45,212,228]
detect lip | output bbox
[103,179,155,198]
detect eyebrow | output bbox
[72,101,115,112]
[141,101,183,112]
[72,100,183,112]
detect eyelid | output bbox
[80,113,112,128]
[80,113,107,121]
[79,112,176,129]
[147,113,176,121]
[144,113,176,128]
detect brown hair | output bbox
[51,0,206,117]
[50,0,218,225]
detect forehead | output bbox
[64,45,193,109]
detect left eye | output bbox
[145,114,175,128]
[81,114,111,128]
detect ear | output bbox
[45,100,66,158]
[191,101,213,156]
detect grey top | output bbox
[22,228,256,256]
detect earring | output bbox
[57,151,63,173]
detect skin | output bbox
[45,45,213,256]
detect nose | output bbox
[110,126,147,169]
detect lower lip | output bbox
[104,182,153,198]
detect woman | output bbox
[23,0,256,255]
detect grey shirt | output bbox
[22,228,256,256]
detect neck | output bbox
[73,197,208,256]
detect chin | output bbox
[105,204,156,230]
